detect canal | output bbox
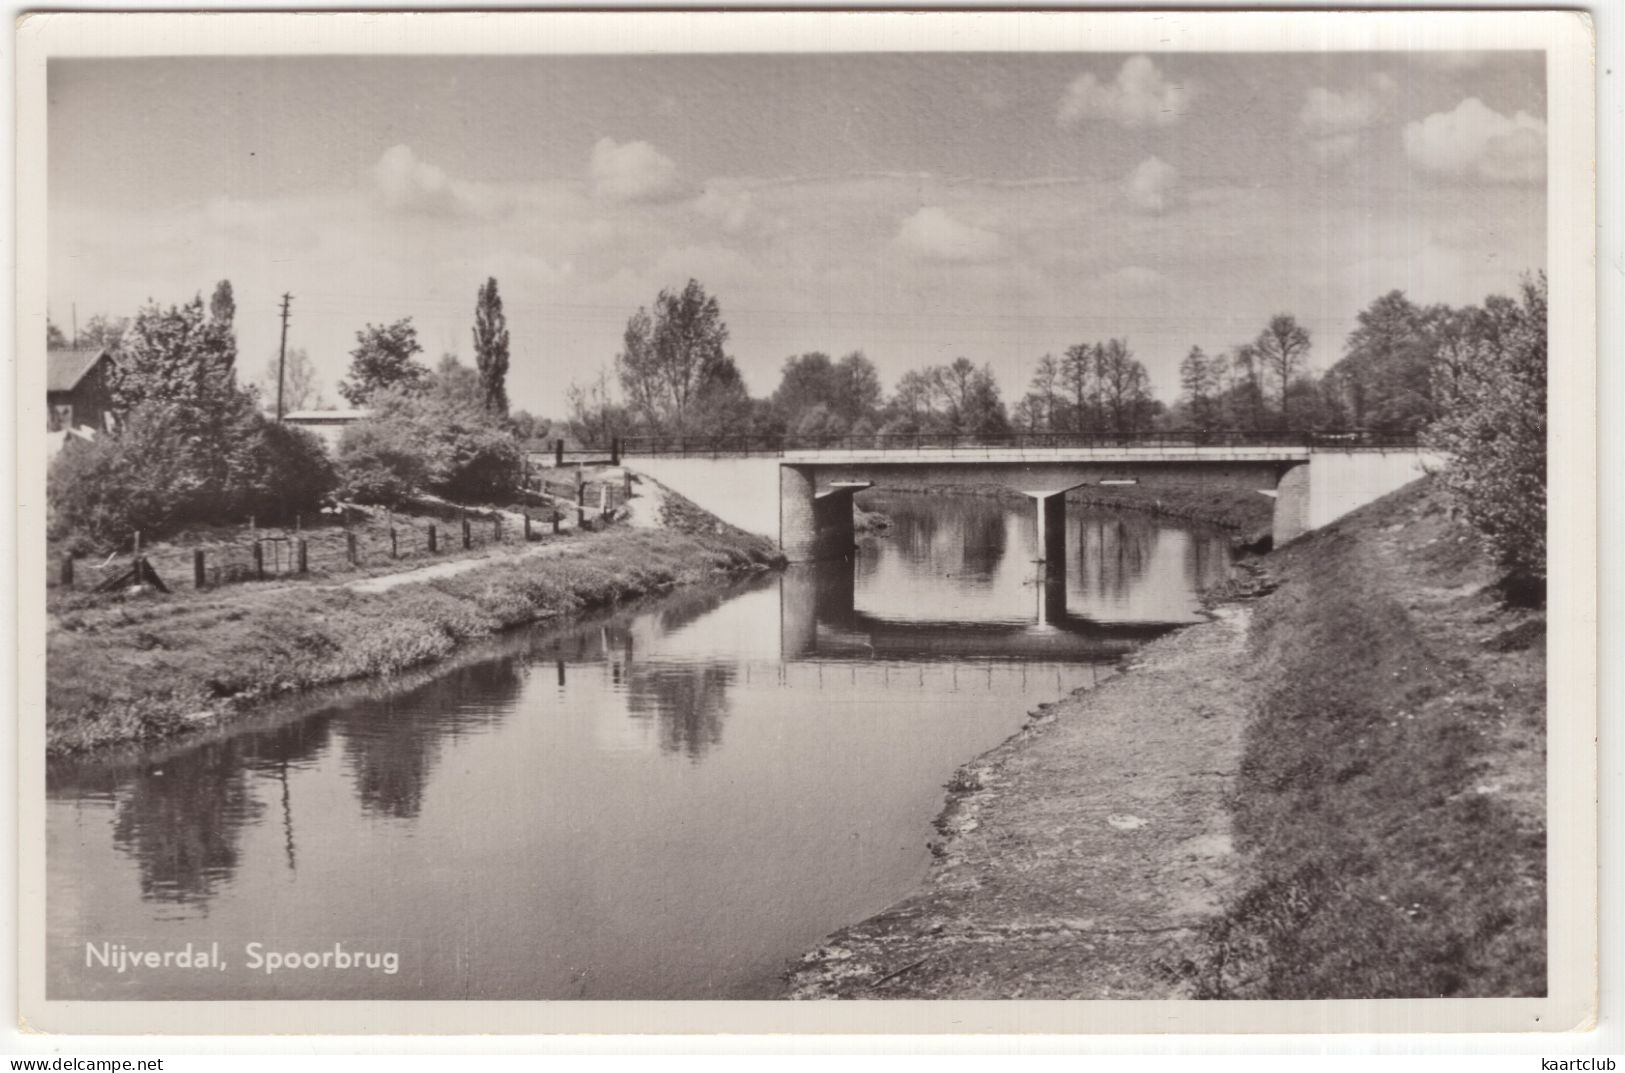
[46,492,1234,1000]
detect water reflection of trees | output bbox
[1075,514,1158,603]
[1184,527,1235,591]
[66,652,527,909]
[872,495,1008,579]
[338,659,523,820]
[96,715,332,906]
[625,663,735,760]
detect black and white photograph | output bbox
[12,10,1599,1038]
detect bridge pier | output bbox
[1025,490,1069,569]
[780,466,872,562]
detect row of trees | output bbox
[568,279,1016,444]
[1014,339,1161,435]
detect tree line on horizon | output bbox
[563,274,1546,586]
[47,269,1546,588]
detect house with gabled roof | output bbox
[46,348,116,433]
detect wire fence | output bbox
[48,494,623,599]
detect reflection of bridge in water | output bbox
[780,561,1172,663]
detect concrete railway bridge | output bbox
[620,434,1439,563]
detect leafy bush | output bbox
[48,400,337,549]
[1425,273,1546,587]
[48,405,195,549]
[336,375,521,507]
[335,405,433,507]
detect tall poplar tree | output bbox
[473,277,510,417]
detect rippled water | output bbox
[47,494,1232,1000]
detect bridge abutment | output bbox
[1273,463,1311,545]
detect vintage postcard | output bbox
[13,10,1597,1036]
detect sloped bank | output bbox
[787,476,1544,999]
[47,489,783,756]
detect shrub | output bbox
[47,404,195,547]
[1425,273,1546,587]
[48,400,336,549]
[335,380,521,506]
[335,404,433,507]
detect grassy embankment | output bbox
[1187,476,1545,997]
[46,492,782,756]
[788,475,1544,999]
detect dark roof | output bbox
[47,349,110,393]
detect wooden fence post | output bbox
[623,470,632,497]
[555,439,564,467]
[524,512,532,541]
[610,437,620,467]
[551,511,560,535]
[493,516,502,542]
[428,524,438,553]
[461,514,472,549]
[297,539,308,575]
[193,548,206,589]
[390,528,399,559]
[346,532,359,566]
[253,540,265,581]
[577,504,586,530]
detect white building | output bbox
[282,408,370,451]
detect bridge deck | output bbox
[780,446,1310,464]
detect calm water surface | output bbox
[47,494,1232,1000]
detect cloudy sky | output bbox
[48,50,1546,416]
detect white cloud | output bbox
[1300,74,1395,134]
[1058,55,1193,128]
[589,137,687,203]
[372,144,493,217]
[1123,156,1182,214]
[1298,73,1397,168]
[895,206,1004,263]
[1403,98,1546,184]
[693,186,757,235]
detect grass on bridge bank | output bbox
[1187,476,1545,998]
[46,502,782,756]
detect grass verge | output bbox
[47,523,782,756]
[1182,476,1545,998]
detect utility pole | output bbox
[71,303,78,348]
[275,292,293,421]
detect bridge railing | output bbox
[616,430,1422,457]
